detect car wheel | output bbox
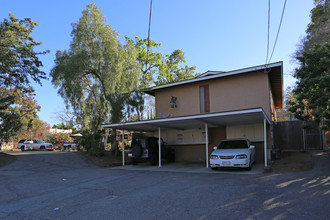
[21,146,25,151]
[132,160,138,165]
[211,167,217,170]
[40,146,46,151]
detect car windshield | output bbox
[218,140,248,149]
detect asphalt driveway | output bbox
[0,150,329,219]
[112,161,265,174]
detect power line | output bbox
[268,0,287,64]
[265,0,271,64]
[146,0,153,71]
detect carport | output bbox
[102,108,271,168]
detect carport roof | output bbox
[102,108,271,131]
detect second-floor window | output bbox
[200,85,210,113]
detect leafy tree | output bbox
[77,129,104,156]
[53,109,80,131]
[126,37,162,87]
[125,37,196,120]
[52,123,65,129]
[296,0,329,56]
[50,4,139,154]
[0,86,41,141]
[46,133,73,149]
[52,122,77,133]
[4,87,41,127]
[276,86,297,121]
[0,13,47,140]
[289,43,330,130]
[0,91,21,140]
[156,49,196,86]
[19,119,50,140]
[290,0,330,131]
[0,13,48,92]
[124,37,162,120]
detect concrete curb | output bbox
[263,160,274,173]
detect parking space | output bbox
[111,162,264,174]
[1,150,330,219]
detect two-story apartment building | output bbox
[103,61,283,168]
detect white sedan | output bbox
[17,139,53,151]
[210,139,255,170]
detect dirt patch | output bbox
[271,151,314,173]
[77,151,130,168]
[0,152,17,168]
[0,150,129,168]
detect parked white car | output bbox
[210,139,255,170]
[17,139,53,151]
[63,142,78,150]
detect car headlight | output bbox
[210,155,219,159]
[236,154,247,159]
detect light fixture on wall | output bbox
[170,96,177,108]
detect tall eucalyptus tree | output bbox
[51,4,139,153]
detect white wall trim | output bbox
[264,118,268,167]
[102,108,271,129]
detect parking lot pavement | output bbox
[111,162,265,174]
[0,151,329,219]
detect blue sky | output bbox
[1,0,314,125]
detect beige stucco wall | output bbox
[155,71,273,120]
[209,127,226,146]
[269,86,277,121]
[171,144,206,162]
[154,71,275,164]
[167,126,269,163]
[252,142,265,163]
[170,141,267,163]
[168,127,226,162]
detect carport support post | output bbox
[122,130,125,166]
[264,118,268,167]
[158,127,161,167]
[205,123,209,168]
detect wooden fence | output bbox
[273,120,323,150]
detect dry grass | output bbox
[271,151,314,173]
[77,151,130,168]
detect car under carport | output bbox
[102,107,271,169]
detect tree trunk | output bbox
[110,128,119,156]
[137,107,141,121]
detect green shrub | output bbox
[46,133,73,149]
[77,129,105,157]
